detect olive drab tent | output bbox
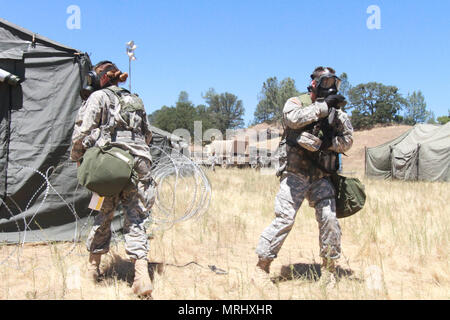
[0,18,96,243]
[147,124,188,160]
[365,123,450,181]
[0,19,187,243]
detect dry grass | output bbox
[0,167,448,300]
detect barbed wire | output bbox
[148,145,212,230]
[0,146,212,269]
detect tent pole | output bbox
[2,88,10,200]
[417,143,421,181]
[364,146,367,177]
[3,64,14,200]
[389,146,393,180]
[129,58,131,92]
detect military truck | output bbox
[207,138,250,169]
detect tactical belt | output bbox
[112,130,145,143]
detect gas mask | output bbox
[80,61,119,100]
[307,71,342,99]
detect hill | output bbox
[244,122,412,174]
[344,125,412,173]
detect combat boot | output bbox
[132,258,153,298]
[87,253,102,283]
[251,258,275,289]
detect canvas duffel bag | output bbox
[330,174,366,219]
[77,145,135,197]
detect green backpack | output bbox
[330,174,366,219]
[77,145,135,197]
[77,86,145,197]
[104,86,145,126]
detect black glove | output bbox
[325,94,346,110]
[320,137,333,151]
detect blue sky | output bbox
[2,0,449,124]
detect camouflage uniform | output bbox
[209,154,216,172]
[71,86,155,260]
[256,94,353,262]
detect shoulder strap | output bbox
[105,86,130,96]
[298,94,313,107]
[100,88,122,140]
[102,87,119,106]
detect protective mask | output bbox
[80,61,117,100]
[80,70,100,100]
[308,73,341,99]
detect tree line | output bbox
[254,73,448,130]
[148,74,449,136]
[148,89,244,136]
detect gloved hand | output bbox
[320,137,333,151]
[325,94,346,110]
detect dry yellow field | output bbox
[0,167,448,300]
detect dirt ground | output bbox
[1,124,448,300]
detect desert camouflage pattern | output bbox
[283,95,354,180]
[86,158,155,260]
[70,86,153,163]
[283,96,329,130]
[256,172,341,261]
[70,86,155,260]
[327,109,354,154]
[209,154,217,172]
[256,94,352,262]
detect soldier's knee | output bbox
[274,209,296,226]
[315,199,337,222]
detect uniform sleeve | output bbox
[142,112,153,145]
[283,97,329,130]
[328,110,354,154]
[70,92,107,161]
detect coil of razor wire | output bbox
[149,145,211,230]
[0,162,90,269]
[0,146,211,268]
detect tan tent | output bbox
[365,123,450,181]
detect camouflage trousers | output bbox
[86,158,156,260]
[209,155,217,172]
[256,172,342,262]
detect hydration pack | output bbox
[104,86,146,133]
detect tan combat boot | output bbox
[87,253,102,283]
[132,259,153,298]
[251,259,275,290]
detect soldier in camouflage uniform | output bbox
[254,67,354,288]
[70,61,155,298]
[209,152,216,172]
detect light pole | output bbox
[126,40,137,92]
